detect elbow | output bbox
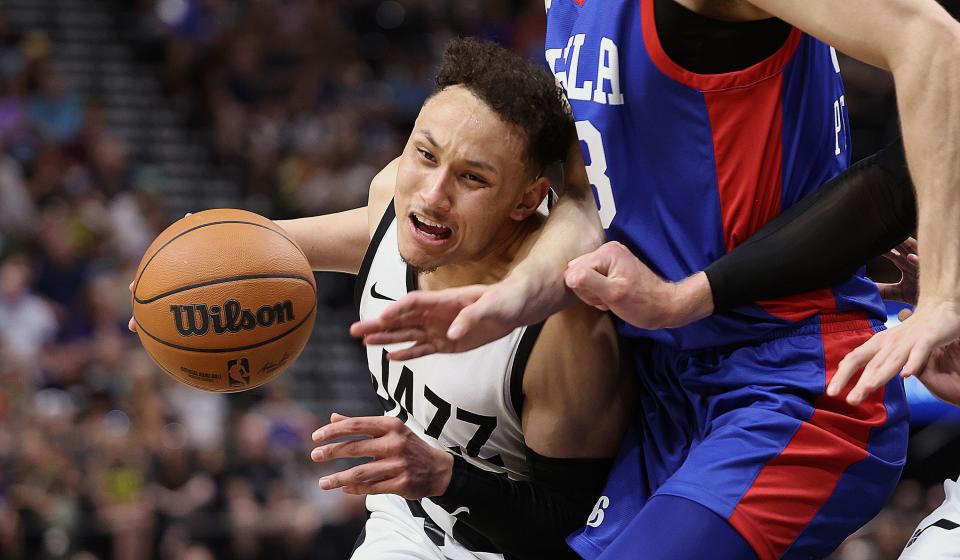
[578,215,605,252]
[934,26,960,69]
[895,12,960,72]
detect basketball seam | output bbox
[133,219,312,298]
[133,273,315,304]
[134,305,316,353]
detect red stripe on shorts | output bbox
[727,313,889,559]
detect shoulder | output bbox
[367,157,400,236]
[522,302,620,412]
[519,302,629,457]
[528,303,617,375]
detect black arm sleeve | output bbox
[704,137,916,312]
[431,448,612,560]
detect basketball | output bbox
[131,209,317,392]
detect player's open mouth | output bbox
[410,212,453,241]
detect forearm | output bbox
[894,27,960,309]
[504,140,605,322]
[432,452,610,560]
[704,138,915,312]
[274,207,369,274]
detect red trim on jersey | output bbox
[640,0,802,92]
[703,77,784,254]
[727,314,889,559]
[700,45,839,322]
[758,289,838,323]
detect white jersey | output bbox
[899,478,960,560]
[354,204,543,556]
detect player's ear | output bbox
[510,176,550,221]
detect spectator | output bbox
[0,254,57,364]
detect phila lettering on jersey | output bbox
[354,202,544,555]
[544,0,883,350]
[545,34,625,107]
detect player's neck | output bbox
[418,215,543,290]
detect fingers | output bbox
[351,316,422,338]
[312,415,403,444]
[128,281,138,333]
[342,477,403,496]
[564,266,616,306]
[318,458,403,491]
[898,308,914,322]
[567,241,620,274]
[361,328,424,346]
[848,344,908,405]
[387,343,437,361]
[311,436,391,462]
[378,292,432,323]
[897,237,917,255]
[350,318,383,338]
[443,285,497,340]
[828,336,879,397]
[900,339,934,378]
[378,286,484,323]
[876,283,897,301]
[447,299,487,340]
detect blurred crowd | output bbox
[0,0,957,559]
[123,0,547,216]
[0,3,369,558]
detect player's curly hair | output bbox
[434,37,572,175]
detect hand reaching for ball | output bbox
[128,213,192,334]
[128,280,137,333]
[127,209,315,391]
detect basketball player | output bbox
[282,38,630,559]
[353,1,960,559]
[900,478,960,559]
[853,247,960,560]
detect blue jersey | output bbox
[545,0,886,350]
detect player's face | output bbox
[394,86,541,272]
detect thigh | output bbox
[351,495,445,560]
[567,423,655,559]
[353,495,504,560]
[596,495,757,560]
[663,324,909,560]
[899,479,960,560]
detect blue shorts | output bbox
[569,313,909,559]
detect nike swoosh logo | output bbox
[907,518,960,547]
[370,283,396,301]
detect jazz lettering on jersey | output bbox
[370,350,502,464]
[546,34,624,106]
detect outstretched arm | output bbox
[273,208,369,274]
[745,0,960,402]
[837,239,960,407]
[565,138,916,327]
[274,157,398,274]
[128,159,398,332]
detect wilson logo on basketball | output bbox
[169,299,296,336]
